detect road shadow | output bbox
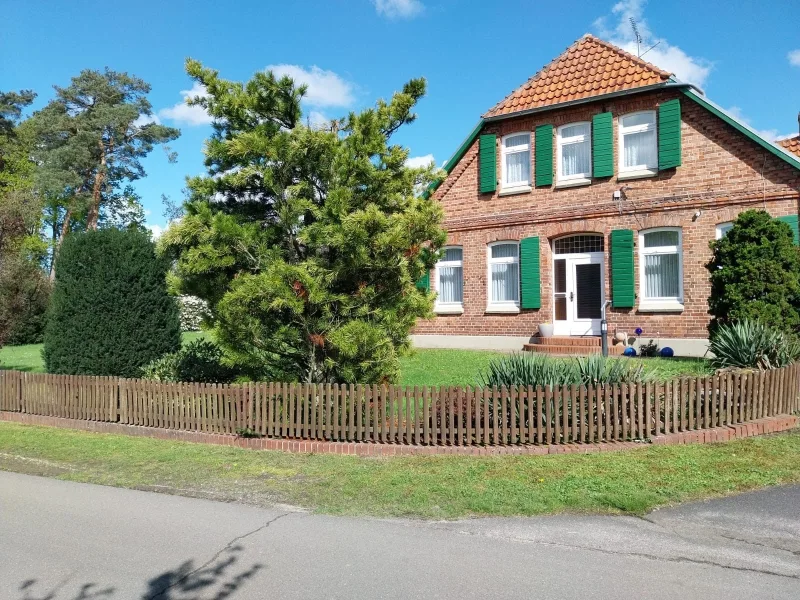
[16,545,263,600]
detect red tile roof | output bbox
[777,135,800,158]
[483,34,673,119]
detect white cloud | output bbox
[594,0,712,88]
[158,82,212,126]
[373,0,424,19]
[405,154,435,168]
[725,106,793,142]
[133,113,160,127]
[789,49,800,67]
[266,65,355,107]
[147,224,164,240]
[306,110,331,129]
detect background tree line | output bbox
[0,69,179,347]
[1,62,446,385]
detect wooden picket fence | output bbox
[1,364,799,446]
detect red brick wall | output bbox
[415,90,800,340]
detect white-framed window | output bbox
[639,228,683,311]
[487,241,520,312]
[434,247,464,314]
[501,133,531,191]
[619,111,658,177]
[556,122,591,185]
[716,222,733,239]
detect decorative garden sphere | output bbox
[660,347,674,358]
[623,347,637,357]
[614,331,627,343]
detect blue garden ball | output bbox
[623,347,637,357]
[660,347,674,358]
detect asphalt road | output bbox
[1,472,799,600]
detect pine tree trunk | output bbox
[49,208,71,282]
[86,141,106,230]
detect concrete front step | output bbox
[523,343,626,356]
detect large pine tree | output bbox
[160,60,446,384]
[30,69,180,278]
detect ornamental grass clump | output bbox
[708,319,800,370]
[574,354,647,385]
[478,353,648,389]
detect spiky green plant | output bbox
[478,353,648,389]
[709,319,800,370]
[574,354,648,385]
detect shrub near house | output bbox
[707,210,800,334]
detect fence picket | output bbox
[3,366,797,449]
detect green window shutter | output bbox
[658,99,682,170]
[777,215,800,245]
[592,112,614,178]
[479,134,497,193]
[415,271,430,292]
[610,230,635,308]
[520,236,541,309]
[534,124,553,187]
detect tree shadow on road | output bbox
[16,545,264,600]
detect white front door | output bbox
[553,253,605,336]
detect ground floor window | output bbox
[716,222,733,239]
[435,247,463,312]
[487,242,519,311]
[639,227,683,310]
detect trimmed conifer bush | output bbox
[707,210,800,335]
[43,229,181,377]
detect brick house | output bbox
[412,34,800,356]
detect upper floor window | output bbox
[716,222,733,239]
[501,133,531,190]
[487,242,520,312]
[639,227,683,311]
[619,111,657,176]
[435,247,463,314]
[557,122,591,184]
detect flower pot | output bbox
[539,323,554,338]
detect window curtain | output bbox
[562,139,590,177]
[505,151,530,184]
[491,263,519,302]
[644,253,679,298]
[438,266,463,303]
[623,130,656,168]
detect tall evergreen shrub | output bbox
[707,210,800,334]
[43,229,181,376]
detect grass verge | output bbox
[0,422,797,519]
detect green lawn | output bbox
[0,421,798,518]
[0,331,207,373]
[1,337,712,385]
[398,349,712,387]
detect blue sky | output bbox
[3,0,800,235]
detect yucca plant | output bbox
[478,353,649,389]
[478,353,579,389]
[574,355,648,385]
[709,319,800,370]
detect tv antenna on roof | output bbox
[630,17,642,56]
[629,17,661,59]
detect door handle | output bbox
[569,292,574,301]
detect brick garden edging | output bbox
[1,411,795,457]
